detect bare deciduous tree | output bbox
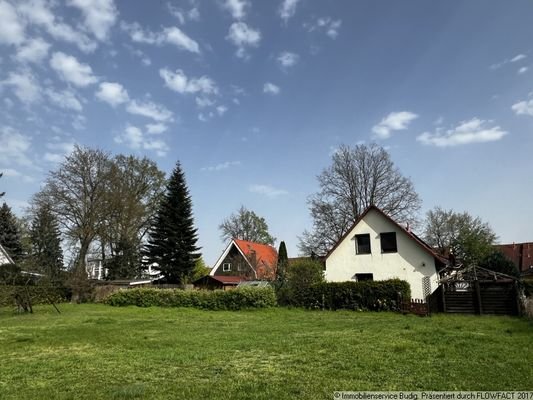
[299,144,421,256]
[35,145,110,274]
[219,206,276,245]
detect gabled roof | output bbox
[233,239,278,268]
[0,243,14,265]
[210,238,278,280]
[325,205,447,265]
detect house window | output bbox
[355,234,371,254]
[356,273,374,282]
[222,263,231,272]
[380,232,397,253]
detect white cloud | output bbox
[126,99,174,122]
[168,1,200,23]
[96,82,129,107]
[50,52,98,87]
[46,88,83,111]
[372,111,419,139]
[490,53,528,70]
[14,37,50,63]
[201,160,241,172]
[43,140,75,163]
[510,54,527,63]
[277,51,299,68]
[67,0,118,41]
[121,22,200,53]
[114,124,169,156]
[216,105,228,116]
[17,0,97,53]
[159,68,217,95]
[226,21,261,58]
[518,66,529,75]
[0,127,32,167]
[249,184,288,198]
[306,17,342,39]
[263,82,280,95]
[417,118,508,147]
[43,153,64,163]
[145,123,167,134]
[0,0,26,45]
[279,0,300,23]
[195,96,215,108]
[1,71,41,104]
[0,168,34,183]
[511,99,533,116]
[223,0,249,19]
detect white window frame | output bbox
[222,263,231,272]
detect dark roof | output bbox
[194,275,244,285]
[325,205,447,265]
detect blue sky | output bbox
[1,0,532,266]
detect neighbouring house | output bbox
[494,242,533,277]
[209,239,278,281]
[325,205,447,300]
[0,243,14,265]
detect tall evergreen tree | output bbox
[0,202,23,262]
[276,241,289,288]
[0,172,5,198]
[144,162,200,283]
[29,203,64,280]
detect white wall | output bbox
[325,209,438,300]
[0,246,12,265]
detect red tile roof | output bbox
[495,242,533,272]
[233,239,278,280]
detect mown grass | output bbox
[0,304,531,399]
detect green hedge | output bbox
[295,279,411,311]
[0,285,69,307]
[104,286,277,310]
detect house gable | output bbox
[325,206,440,299]
[0,243,14,265]
[210,239,278,280]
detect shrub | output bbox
[278,258,325,306]
[294,279,411,311]
[104,286,277,310]
[0,285,70,307]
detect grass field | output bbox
[0,304,531,399]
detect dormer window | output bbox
[355,234,371,254]
[380,232,397,253]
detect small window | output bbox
[222,263,231,272]
[380,232,398,253]
[355,234,371,254]
[356,273,374,282]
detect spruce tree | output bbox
[276,241,289,288]
[29,203,64,280]
[144,162,200,283]
[0,202,23,262]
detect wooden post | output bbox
[474,281,483,315]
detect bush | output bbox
[278,258,325,306]
[294,279,411,311]
[104,286,277,310]
[0,285,70,307]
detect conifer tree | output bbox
[29,203,64,280]
[144,162,200,283]
[0,202,23,262]
[276,241,289,288]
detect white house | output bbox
[325,206,446,300]
[0,243,14,265]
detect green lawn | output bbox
[0,305,531,399]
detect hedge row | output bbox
[0,285,70,307]
[295,279,411,311]
[104,286,277,310]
